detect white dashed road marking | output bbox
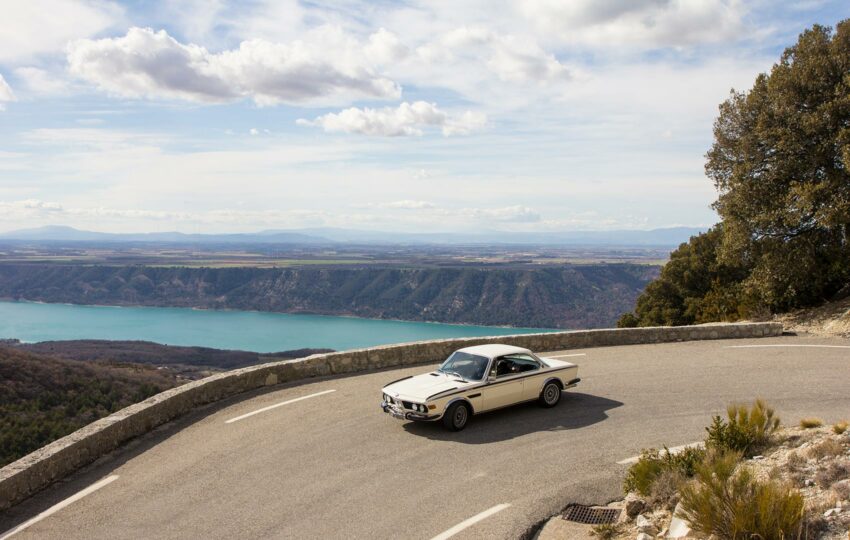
[430,503,512,540]
[617,442,705,465]
[0,475,119,540]
[225,389,336,424]
[726,344,850,349]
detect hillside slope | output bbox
[0,264,659,328]
[14,340,332,374]
[0,347,179,467]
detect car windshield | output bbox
[438,352,489,381]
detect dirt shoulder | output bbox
[770,297,850,338]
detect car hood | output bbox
[383,372,475,401]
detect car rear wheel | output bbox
[539,381,561,408]
[442,401,471,431]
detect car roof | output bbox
[455,344,532,359]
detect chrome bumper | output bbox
[380,401,439,421]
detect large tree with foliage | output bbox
[621,20,850,327]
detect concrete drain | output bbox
[562,504,620,525]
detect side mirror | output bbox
[487,375,496,383]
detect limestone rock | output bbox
[624,493,646,518]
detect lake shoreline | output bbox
[0,300,553,353]
[0,297,554,331]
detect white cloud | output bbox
[364,28,410,64]
[0,75,15,109]
[384,200,434,209]
[0,0,121,63]
[517,0,747,48]
[13,67,70,96]
[297,101,487,137]
[416,26,570,84]
[67,26,402,106]
[466,205,541,223]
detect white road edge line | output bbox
[0,475,119,540]
[725,344,850,349]
[225,389,336,424]
[617,442,705,466]
[430,503,512,540]
[546,353,587,358]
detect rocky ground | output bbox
[769,296,850,338]
[537,425,850,539]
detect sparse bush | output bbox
[705,399,780,456]
[678,451,805,540]
[624,450,665,495]
[623,445,706,495]
[649,468,685,509]
[590,523,621,540]
[800,417,824,429]
[833,479,850,500]
[815,461,850,489]
[833,421,848,435]
[786,451,805,471]
[808,438,845,460]
[803,515,830,539]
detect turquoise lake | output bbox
[0,301,552,353]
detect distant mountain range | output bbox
[0,225,706,247]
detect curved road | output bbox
[2,335,849,539]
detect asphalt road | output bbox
[2,335,849,540]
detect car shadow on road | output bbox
[401,391,623,443]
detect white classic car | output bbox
[380,344,580,431]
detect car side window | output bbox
[504,354,540,373]
[490,357,513,378]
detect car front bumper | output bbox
[380,401,440,421]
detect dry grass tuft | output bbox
[800,417,824,429]
[808,439,845,461]
[786,451,805,471]
[649,468,685,510]
[833,421,848,435]
[815,461,850,489]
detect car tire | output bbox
[539,381,561,408]
[442,401,471,431]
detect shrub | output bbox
[590,523,621,540]
[649,468,685,510]
[800,417,823,429]
[623,445,706,495]
[705,399,780,456]
[833,479,850,500]
[833,421,848,435]
[678,451,805,540]
[815,461,850,489]
[623,450,666,495]
[808,438,845,460]
[785,451,805,471]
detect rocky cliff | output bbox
[0,264,659,328]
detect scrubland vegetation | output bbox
[0,347,178,467]
[616,400,850,540]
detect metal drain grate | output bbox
[562,504,621,525]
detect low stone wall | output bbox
[0,322,782,509]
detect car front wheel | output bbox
[442,401,471,431]
[539,381,561,408]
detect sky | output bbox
[0,0,846,234]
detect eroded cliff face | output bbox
[0,264,659,328]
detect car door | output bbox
[505,354,545,401]
[481,356,525,411]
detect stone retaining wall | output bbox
[0,322,782,509]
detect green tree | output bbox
[621,20,850,326]
[618,226,749,327]
[707,21,850,311]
